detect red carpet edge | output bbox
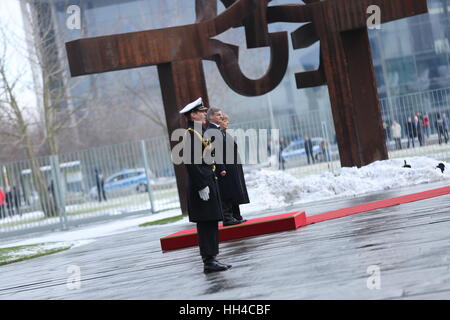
[305,185,450,225]
[160,211,306,251]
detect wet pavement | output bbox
[1,180,450,299]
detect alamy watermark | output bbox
[170,123,280,168]
[66,5,81,30]
[367,5,381,30]
[366,265,381,290]
[66,264,81,290]
[65,3,381,31]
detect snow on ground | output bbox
[1,156,448,253]
[0,208,187,249]
[0,241,92,266]
[241,156,449,211]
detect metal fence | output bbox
[0,138,178,238]
[2,87,450,238]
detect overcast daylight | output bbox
[0,0,450,310]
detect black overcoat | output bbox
[184,121,223,223]
[304,138,313,155]
[209,125,249,205]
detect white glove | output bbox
[198,186,210,201]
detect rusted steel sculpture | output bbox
[66,0,427,213]
[269,0,428,167]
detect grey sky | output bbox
[0,0,38,117]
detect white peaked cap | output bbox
[179,97,207,114]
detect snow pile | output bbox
[244,157,449,210]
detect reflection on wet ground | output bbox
[1,180,450,299]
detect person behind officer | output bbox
[179,98,231,273]
[214,111,249,226]
[205,108,241,226]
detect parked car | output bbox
[280,137,338,165]
[89,168,154,200]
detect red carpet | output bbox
[160,211,306,251]
[160,185,450,251]
[306,185,450,225]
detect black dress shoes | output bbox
[223,217,242,226]
[203,258,232,273]
[215,260,232,269]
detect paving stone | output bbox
[1,181,450,299]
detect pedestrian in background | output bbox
[422,113,430,139]
[443,113,449,142]
[5,186,15,216]
[414,115,424,146]
[406,117,416,148]
[319,139,330,162]
[304,136,314,165]
[278,137,287,170]
[0,187,5,219]
[436,113,447,144]
[383,121,390,142]
[391,120,402,150]
[95,169,107,202]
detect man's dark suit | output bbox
[205,122,249,224]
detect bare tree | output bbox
[117,70,167,133]
[19,1,94,155]
[0,33,58,217]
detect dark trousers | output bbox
[97,187,107,202]
[394,138,402,150]
[306,152,314,164]
[196,221,219,259]
[278,153,285,170]
[222,200,243,221]
[418,134,424,146]
[407,136,415,148]
[438,128,448,144]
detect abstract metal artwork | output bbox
[66,0,428,212]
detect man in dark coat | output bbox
[179,98,231,274]
[5,186,15,216]
[405,117,416,148]
[436,113,448,144]
[414,115,424,146]
[95,169,107,202]
[205,109,249,226]
[304,136,314,164]
[278,137,287,170]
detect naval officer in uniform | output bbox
[179,98,231,273]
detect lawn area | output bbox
[0,243,72,266]
[139,214,185,227]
